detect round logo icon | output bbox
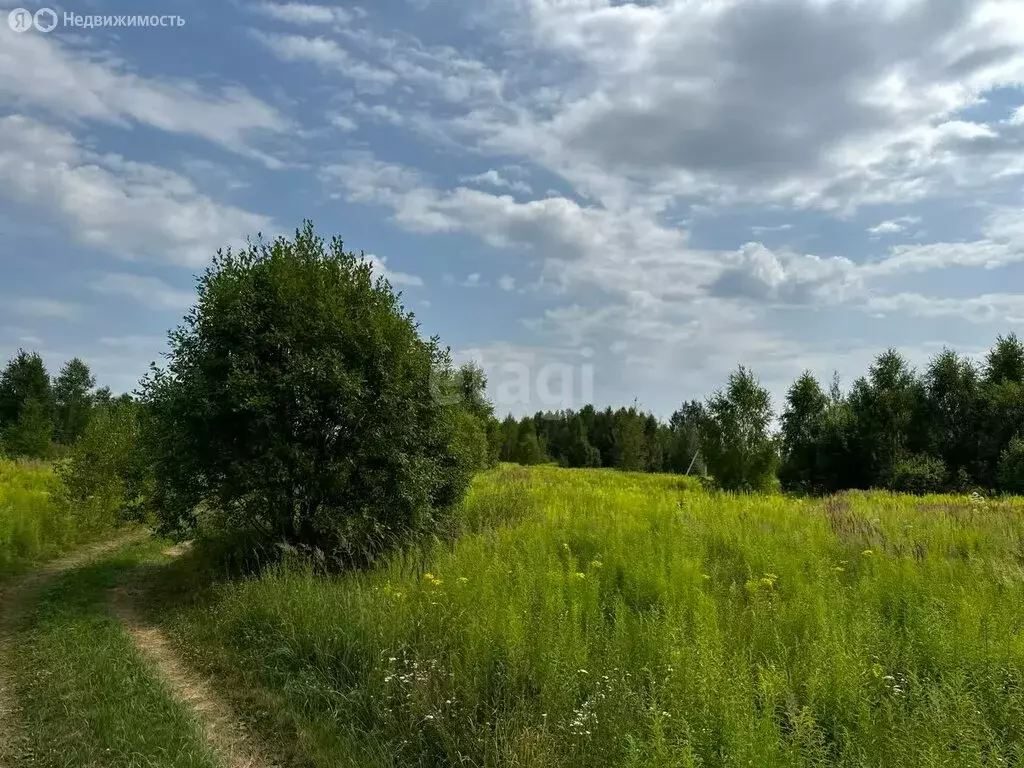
[34,7,58,32]
[7,7,33,32]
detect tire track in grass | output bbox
[0,530,148,766]
[111,582,273,768]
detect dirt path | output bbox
[0,530,148,766]
[112,574,272,768]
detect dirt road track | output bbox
[0,530,148,766]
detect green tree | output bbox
[0,350,54,458]
[432,362,496,470]
[643,413,666,472]
[139,221,474,568]
[93,386,113,406]
[496,415,520,462]
[779,371,829,493]
[977,335,1024,489]
[591,407,616,468]
[984,333,1024,385]
[667,400,705,475]
[815,380,858,492]
[512,419,545,465]
[997,435,1024,494]
[4,397,53,458]
[57,398,149,531]
[847,349,927,488]
[53,357,96,444]
[612,406,648,471]
[698,366,778,492]
[564,414,600,468]
[453,362,494,422]
[923,349,980,484]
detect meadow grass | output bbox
[9,539,220,768]
[0,457,125,580]
[0,459,77,580]
[164,465,1024,767]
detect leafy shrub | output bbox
[3,397,53,459]
[889,452,948,495]
[56,399,149,532]
[997,436,1024,494]
[140,222,475,569]
[450,411,490,476]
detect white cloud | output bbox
[351,102,406,126]
[365,254,424,287]
[865,293,1024,324]
[865,207,1024,275]
[89,273,196,310]
[462,272,484,288]
[421,0,1024,214]
[322,146,1024,385]
[253,2,353,26]
[750,223,793,235]
[868,216,921,235]
[0,116,274,267]
[499,275,516,291]
[0,33,290,166]
[250,31,398,89]
[322,153,722,302]
[710,243,862,305]
[460,170,532,194]
[327,112,358,132]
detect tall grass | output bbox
[0,459,115,580]
[169,465,1024,767]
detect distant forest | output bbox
[4,332,1024,496]
[489,333,1024,496]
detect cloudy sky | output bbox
[2,0,1024,417]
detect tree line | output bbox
[0,350,134,459]
[5,331,1024,507]
[480,337,1024,496]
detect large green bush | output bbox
[889,452,948,495]
[56,398,149,531]
[140,221,475,568]
[997,435,1024,494]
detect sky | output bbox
[1,0,1024,418]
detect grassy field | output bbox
[0,459,83,579]
[153,465,1024,767]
